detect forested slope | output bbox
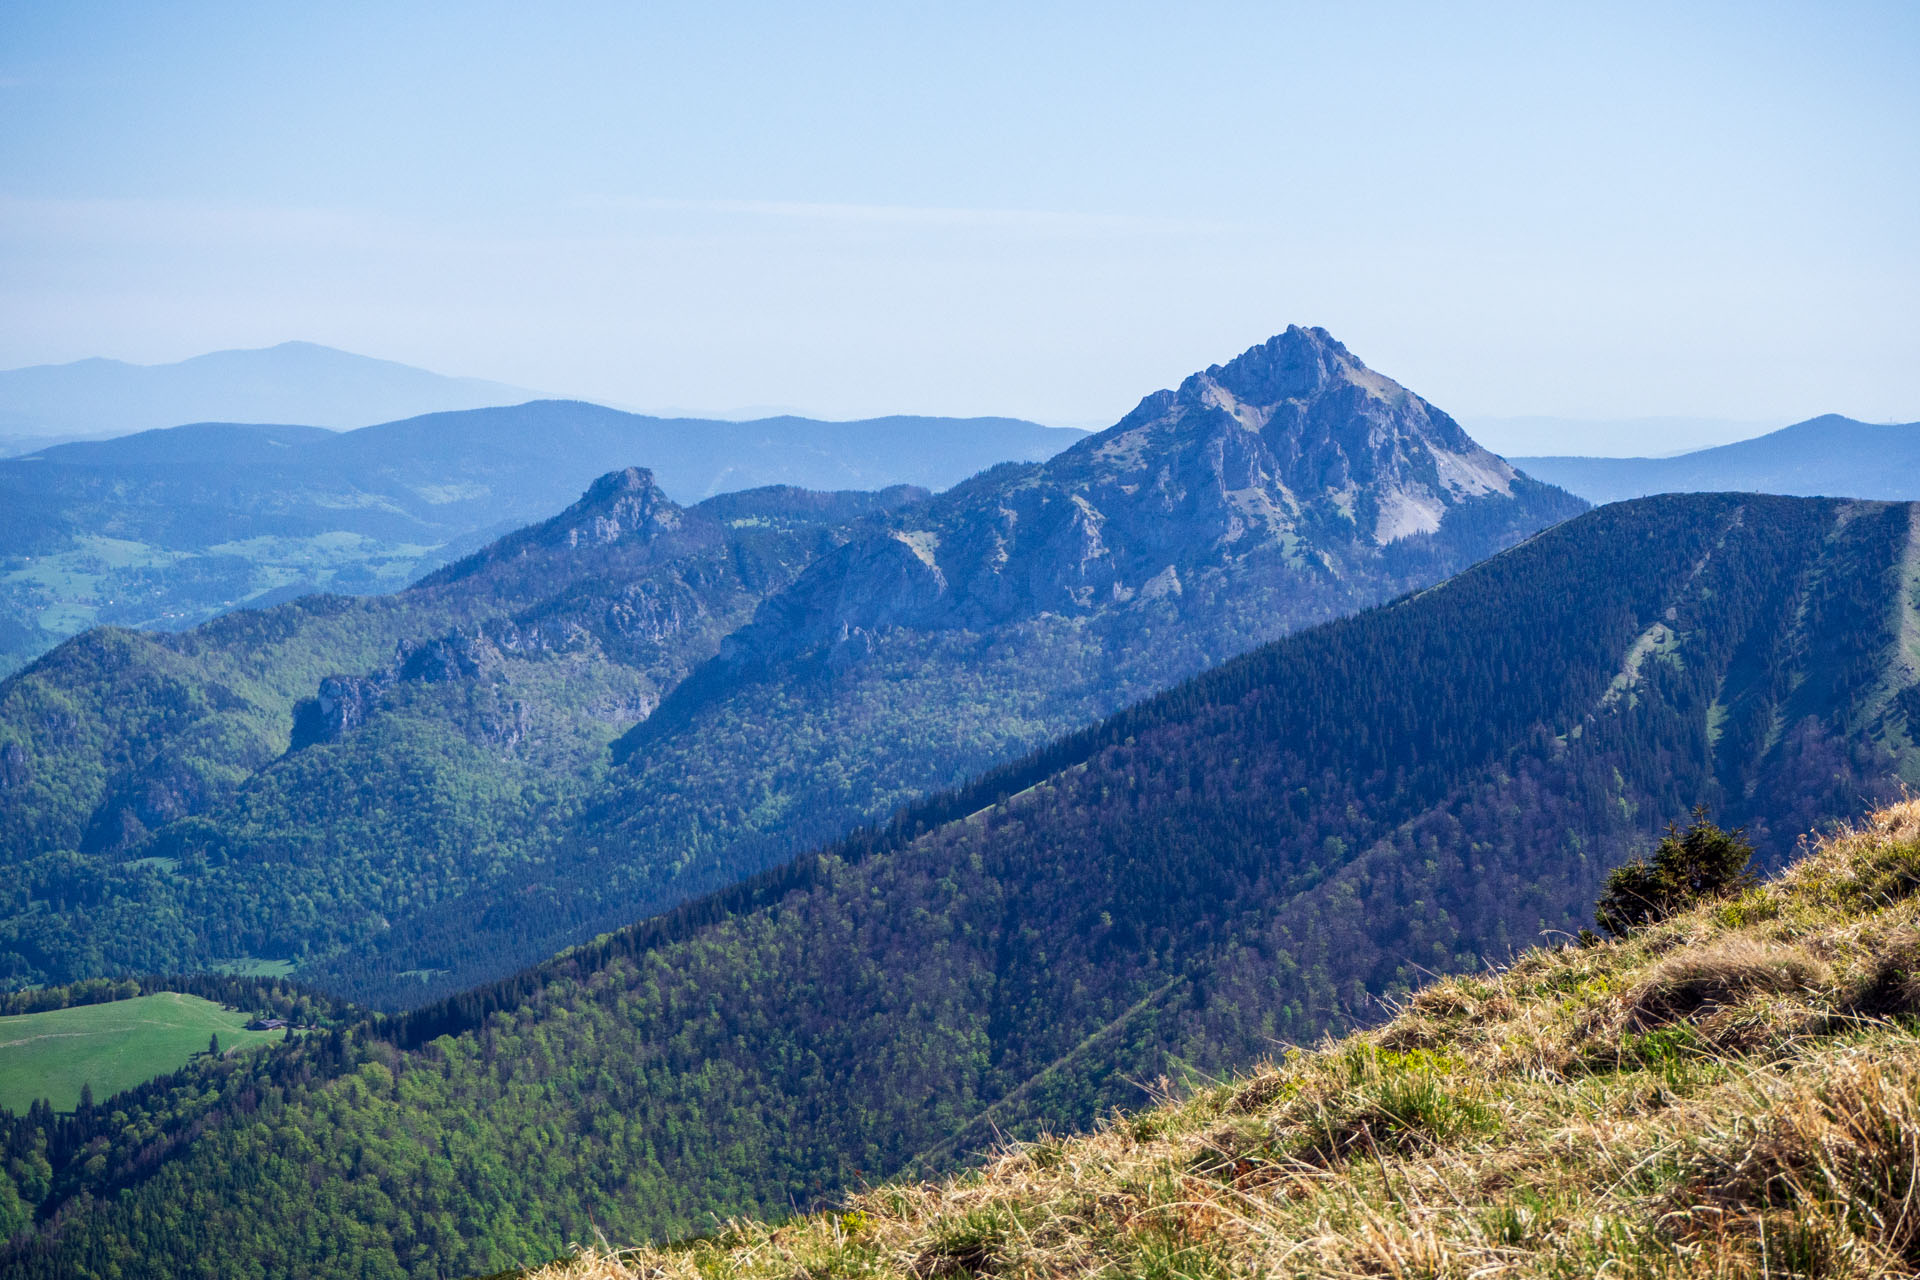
[317,326,1585,1003]
[532,801,1920,1280]
[3,492,1914,1278]
[0,328,1583,1004]
[0,476,915,986]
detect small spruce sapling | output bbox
[1595,807,1756,936]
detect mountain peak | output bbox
[1083,326,1521,544]
[709,330,1583,666]
[581,464,660,501]
[1191,324,1365,406]
[415,467,686,588]
[545,466,680,548]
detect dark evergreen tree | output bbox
[1595,807,1757,936]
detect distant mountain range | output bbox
[1463,413,1786,458]
[0,342,545,442]
[1514,414,1920,503]
[0,326,1582,1007]
[0,401,1082,676]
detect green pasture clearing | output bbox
[0,992,286,1112]
[210,957,297,977]
[0,528,447,659]
[207,531,441,567]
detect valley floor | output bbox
[531,801,1920,1280]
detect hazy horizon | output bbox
[4,3,1916,448]
[11,338,1920,460]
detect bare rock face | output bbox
[717,326,1572,666]
[0,740,27,790]
[614,581,697,639]
[419,466,686,589]
[289,675,388,751]
[1060,326,1518,554]
[558,467,682,548]
[396,631,495,684]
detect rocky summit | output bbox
[1116,324,1521,546]
[724,325,1579,661]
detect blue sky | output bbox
[2,1,1915,445]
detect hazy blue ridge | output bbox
[0,342,539,438]
[1512,414,1920,504]
[0,398,1082,675]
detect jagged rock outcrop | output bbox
[0,740,27,790]
[289,674,390,751]
[396,630,496,683]
[416,467,685,590]
[288,630,497,750]
[279,474,928,755]
[719,326,1580,664]
[557,467,682,548]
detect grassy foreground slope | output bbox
[540,800,1920,1280]
[0,994,283,1112]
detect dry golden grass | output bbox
[528,801,1920,1280]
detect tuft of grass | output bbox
[1849,925,1920,1018]
[1622,938,1830,1031]
[526,801,1920,1280]
[1289,1055,1494,1166]
[1692,1054,1920,1269]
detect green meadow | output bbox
[0,992,287,1112]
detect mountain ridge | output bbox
[1514,412,1920,503]
[0,400,1080,675]
[0,341,542,438]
